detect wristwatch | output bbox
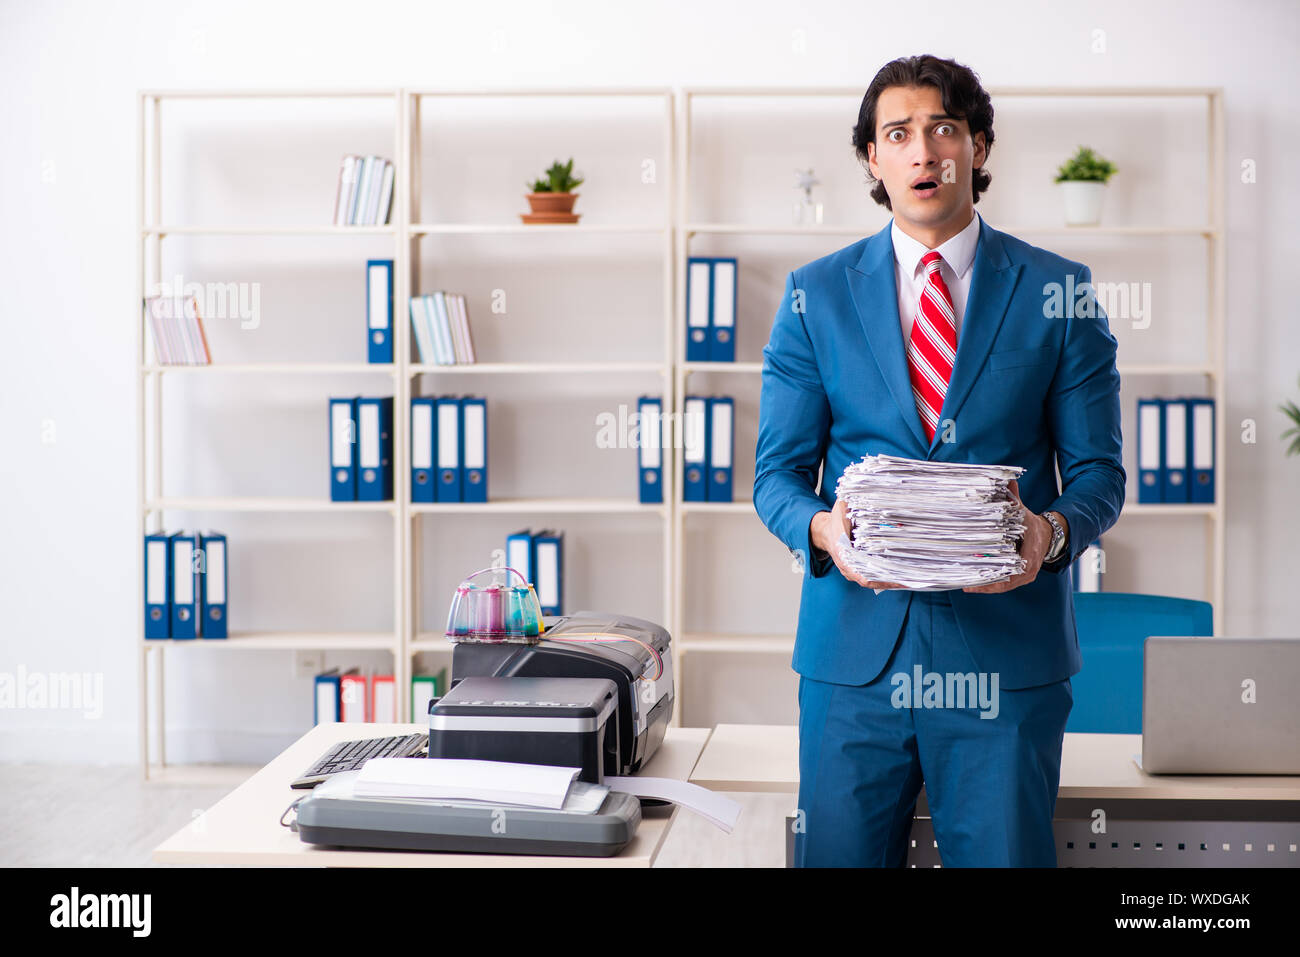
[1042,510,1067,563]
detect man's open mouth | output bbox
[912,179,939,192]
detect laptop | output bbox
[1142,637,1300,774]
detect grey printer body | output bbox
[428,676,618,784]
[448,611,674,777]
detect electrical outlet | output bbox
[294,651,323,680]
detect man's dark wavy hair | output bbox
[851,54,995,212]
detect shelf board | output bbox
[684,86,1222,98]
[1121,502,1219,517]
[685,223,1217,238]
[141,363,395,375]
[410,87,672,98]
[1117,362,1215,377]
[410,361,666,376]
[142,89,399,99]
[142,631,397,651]
[147,497,395,513]
[680,500,754,514]
[681,502,1214,519]
[137,360,1207,378]
[682,361,762,374]
[410,223,666,235]
[679,633,794,654]
[141,225,394,236]
[411,635,455,653]
[411,498,666,515]
[682,361,1214,377]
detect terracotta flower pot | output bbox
[526,192,579,215]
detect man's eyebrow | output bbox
[881,113,959,130]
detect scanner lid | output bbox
[431,676,618,723]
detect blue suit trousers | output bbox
[794,590,1073,867]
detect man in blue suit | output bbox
[754,54,1125,867]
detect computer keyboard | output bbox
[291,732,427,789]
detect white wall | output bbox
[2,0,1298,763]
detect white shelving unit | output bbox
[671,85,1228,709]
[136,87,674,776]
[136,89,407,778]
[402,86,676,722]
[137,86,1226,767]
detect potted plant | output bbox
[1281,375,1300,457]
[1054,146,1118,226]
[522,157,584,223]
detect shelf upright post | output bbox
[661,89,677,675]
[405,90,423,721]
[394,87,411,722]
[1209,88,1227,632]
[670,88,692,727]
[137,90,150,778]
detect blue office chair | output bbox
[1067,592,1213,734]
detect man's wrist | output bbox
[809,509,833,555]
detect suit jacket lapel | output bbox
[845,224,929,454]
[931,218,1021,454]
[846,216,1023,460]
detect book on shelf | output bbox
[686,256,738,362]
[682,394,734,502]
[411,395,488,503]
[411,670,447,722]
[333,154,394,226]
[144,294,211,366]
[1072,538,1104,593]
[408,292,476,365]
[315,669,399,724]
[329,395,394,502]
[505,529,564,615]
[143,529,227,639]
[1136,396,1216,504]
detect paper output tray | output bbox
[295,789,642,857]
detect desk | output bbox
[154,722,711,867]
[690,725,1300,867]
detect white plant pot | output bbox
[1060,180,1107,226]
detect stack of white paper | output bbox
[833,453,1028,591]
[353,758,583,809]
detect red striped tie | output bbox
[907,250,958,445]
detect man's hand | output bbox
[962,478,1053,594]
[810,499,907,590]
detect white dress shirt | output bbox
[891,209,981,348]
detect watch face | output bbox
[1049,530,1065,559]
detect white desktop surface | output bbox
[688,725,1300,801]
[154,722,712,867]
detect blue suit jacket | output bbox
[754,215,1126,690]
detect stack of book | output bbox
[329,396,394,502]
[506,529,564,616]
[409,292,476,365]
[685,256,738,362]
[682,395,734,502]
[410,396,487,503]
[144,295,211,365]
[333,155,395,226]
[143,530,227,639]
[312,668,446,723]
[1137,396,1216,503]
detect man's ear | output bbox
[866,140,879,180]
[972,131,987,169]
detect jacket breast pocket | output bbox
[988,345,1056,373]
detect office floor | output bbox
[0,763,789,867]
